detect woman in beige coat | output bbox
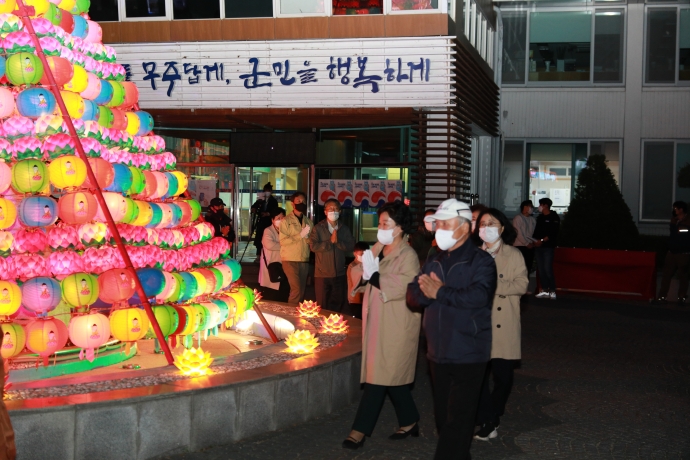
[473,208,528,441]
[342,202,422,450]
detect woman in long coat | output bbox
[473,208,528,441]
[342,202,422,450]
[258,208,289,302]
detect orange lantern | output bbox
[39,56,73,87]
[68,313,110,362]
[58,191,98,225]
[25,317,69,366]
[82,157,114,189]
[98,268,136,305]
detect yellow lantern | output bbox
[190,271,207,298]
[130,201,153,226]
[25,0,49,16]
[110,307,150,350]
[0,231,14,257]
[173,347,212,376]
[0,0,17,14]
[57,0,76,12]
[124,112,140,136]
[179,305,200,336]
[63,64,88,93]
[297,300,321,318]
[0,281,22,316]
[319,314,350,334]
[171,171,188,196]
[0,322,26,359]
[60,91,85,119]
[0,198,17,230]
[228,291,248,317]
[48,155,87,189]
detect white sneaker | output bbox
[549,291,557,300]
[535,291,550,298]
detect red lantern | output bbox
[110,108,127,130]
[58,191,98,225]
[82,157,114,189]
[120,82,139,109]
[97,268,136,304]
[58,8,74,33]
[39,56,73,87]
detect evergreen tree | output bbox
[561,154,639,250]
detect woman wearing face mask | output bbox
[343,202,422,450]
[259,208,290,302]
[473,208,528,442]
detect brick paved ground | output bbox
[166,297,690,459]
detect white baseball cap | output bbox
[424,198,472,222]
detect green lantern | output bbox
[6,53,44,86]
[207,268,224,292]
[211,299,230,323]
[121,197,138,224]
[43,3,62,26]
[61,273,99,307]
[128,166,146,195]
[106,82,125,108]
[192,304,210,332]
[152,305,179,337]
[239,286,255,310]
[167,273,184,303]
[97,106,114,128]
[71,0,91,14]
[188,199,201,221]
[12,159,49,193]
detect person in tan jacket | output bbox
[279,192,314,305]
[346,242,369,319]
[342,202,422,450]
[473,208,528,442]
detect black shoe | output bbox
[679,297,687,305]
[342,435,366,450]
[656,296,667,304]
[474,422,498,441]
[388,423,419,440]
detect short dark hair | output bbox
[474,208,518,246]
[291,191,306,202]
[673,201,688,214]
[270,207,286,219]
[539,198,553,208]
[424,208,436,215]
[470,204,489,214]
[324,198,341,209]
[377,202,415,235]
[263,182,273,191]
[520,200,534,212]
[354,241,370,252]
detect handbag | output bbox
[262,249,284,283]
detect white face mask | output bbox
[327,211,340,222]
[479,227,501,244]
[424,221,436,232]
[377,228,397,245]
[355,254,362,262]
[273,219,282,228]
[435,227,460,251]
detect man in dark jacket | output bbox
[407,198,496,460]
[251,182,279,254]
[657,201,690,304]
[205,197,235,247]
[309,198,355,312]
[532,197,560,299]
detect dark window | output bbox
[225,0,273,17]
[594,10,624,83]
[125,0,167,18]
[642,142,674,220]
[174,0,220,19]
[501,12,527,84]
[89,0,119,21]
[645,9,677,83]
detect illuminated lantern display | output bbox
[25,317,69,365]
[68,312,110,362]
[320,314,350,334]
[6,52,44,85]
[173,347,212,376]
[39,56,73,87]
[18,196,59,227]
[98,268,135,304]
[58,191,98,225]
[109,307,149,351]
[43,134,76,159]
[171,171,188,196]
[297,300,321,318]
[47,224,80,250]
[82,157,114,189]
[78,222,107,247]
[61,273,99,307]
[135,111,154,136]
[81,73,101,100]
[223,257,242,282]
[228,291,248,317]
[93,79,113,105]
[176,201,193,227]
[106,81,125,107]
[96,191,128,222]
[285,330,319,354]
[121,82,139,109]
[12,136,42,160]
[146,203,163,229]
[150,171,168,199]
[110,108,127,130]
[59,90,85,119]
[152,305,179,338]
[63,64,88,93]
[0,88,16,118]
[0,322,26,359]
[21,277,61,315]
[192,303,210,333]
[13,227,48,253]
[200,302,221,331]
[128,166,145,195]
[16,87,57,118]
[12,159,49,193]
[163,172,178,199]
[82,99,99,121]
[105,163,133,193]
[139,170,157,198]
[157,203,173,229]
[49,155,87,189]
[211,298,231,324]
[131,201,153,227]
[48,250,84,277]
[71,13,87,38]
[84,19,101,43]
[0,281,21,316]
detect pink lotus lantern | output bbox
[14,254,50,280]
[4,31,34,54]
[319,314,350,334]
[35,114,67,137]
[0,162,11,195]
[297,300,321,318]
[79,138,106,159]
[83,246,119,274]
[82,120,103,142]
[114,224,147,246]
[161,250,178,272]
[25,317,69,366]
[0,140,12,162]
[31,18,56,37]
[12,136,43,160]
[48,251,85,277]
[42,133,76,159]
[13,228,48,253]
[171,229,184,250]
[3,116,35,141]
[145,227,159,246]
[0,257,16,280]
[195,223,213,242]
[78,222,107,247]
[180,226,200,247]
[157,229,174,249]
[47,224,80,250]
[38,35,61,56]
[151,135,166,153]
[69,313,110,362]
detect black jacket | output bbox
[252,196,279,247]
[205,210,235,245]
[407,239,496,365]
[533,211,560,248]
[668,215,690,254]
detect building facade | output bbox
[495,0,690,235]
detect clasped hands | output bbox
[418,272,444,299]
[361,250,379,281]
[299,225,311,238]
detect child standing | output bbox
[346,242,369,319]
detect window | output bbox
[680,9,690,81]
[279,0,327,15]
[390,0,439,11]
[501,11,527,84]
[499,141,524,214]
[642,142,674,220]
[463,0,494,66]
[590,141,620,185]
[174,0,220,19]
[594,11,624,83]
[646,9,677,83]
[225,0,273,17]
[90,0,119,21]
[333,0,382,15]
[124,0,167,18]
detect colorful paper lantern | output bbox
[135,267,165,298]
[0,163,11,196]
[150,171,168,199]
[57,0,76,13]
[78,221,107,247]
[178,305,200,336]
[171,171,188,196]
[39,56,73,87]
[25,317,68,364]
[110,108,127,130]
[222,258,242,282]
[95,191,128,223]
[135,111,154,136]
[13,227,48,253]
[110,307,149,345]
[0,322,26,359]
[11,136,43,160]
[98,268,136,304]
[178,272,198,301]
[58,191,98,225]
[104,163,133,193]
[84,19,101,43]
[71,13,87,38]
[285,330,319,354]
[128,166,145,196]
[155,270,177,302]
[61,272,99,307]
[188,199,202,222]
[81,99,99,121]
[68,312,110,362]
[163,172,179,199]
[121,82,139,109]
[80,72,101,100]
[0,199,17,230]
[59,90,85,119]
[49,155,87,189]
[151,305,179,337]
[47,224,79,250]
[0,0,17,14]
[106,81,125,108]
[12,159,49,193]
[130,200,153,227]
[146,203,163,229]
[0,281,21,316]
[16,88,56,118]
[71,0,90,14]
[6,52,44,85]
[138,170,157,199]
[93,79,113,105]
[124,111,140,136]
[22,277,61,315]
[82,157,114,189]
[63,63,87,93]
[0,88,16,118]
[43,133,76,159]
[173,347,212,375]
[18,196,58,227]
[57,8,74,33]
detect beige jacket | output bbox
[490,242,529,360]
[259,224,281,290]
[279,212,313,263]
[360,239,421,386]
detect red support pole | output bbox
[14,1,176,366]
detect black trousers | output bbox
[347,303,362,319]
[352,383,420,436]
[517,246,534,276]
[260,277,291,302]
[429,361,487,460]
[659,251,690,299]
[314,275,347,312]
[476,358,516,425]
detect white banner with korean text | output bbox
[112,37,454,109]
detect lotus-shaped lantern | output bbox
[285,330,319,354]
[297,300,321,318]
[319,314,349,334]
[173,347,213,376]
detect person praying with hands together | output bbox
[279,192,314,305]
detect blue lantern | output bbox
[82,99,99,122]
[16,88,57,119]
[169,203,182,227]
[146,203,162,229]
[93,79,113,106]
[162,172,178,199]
[72,15,88,39]
[0,56,6,80]
[18,196,59,227]
[135,268,165,298]
[135,111,154,136]
[177,272,198,301]
[22,277,61,316]
[104,163,133,193]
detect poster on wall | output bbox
[318,180,402,207]
[188,180,217,208]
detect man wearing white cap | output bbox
[407,198,497,460]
